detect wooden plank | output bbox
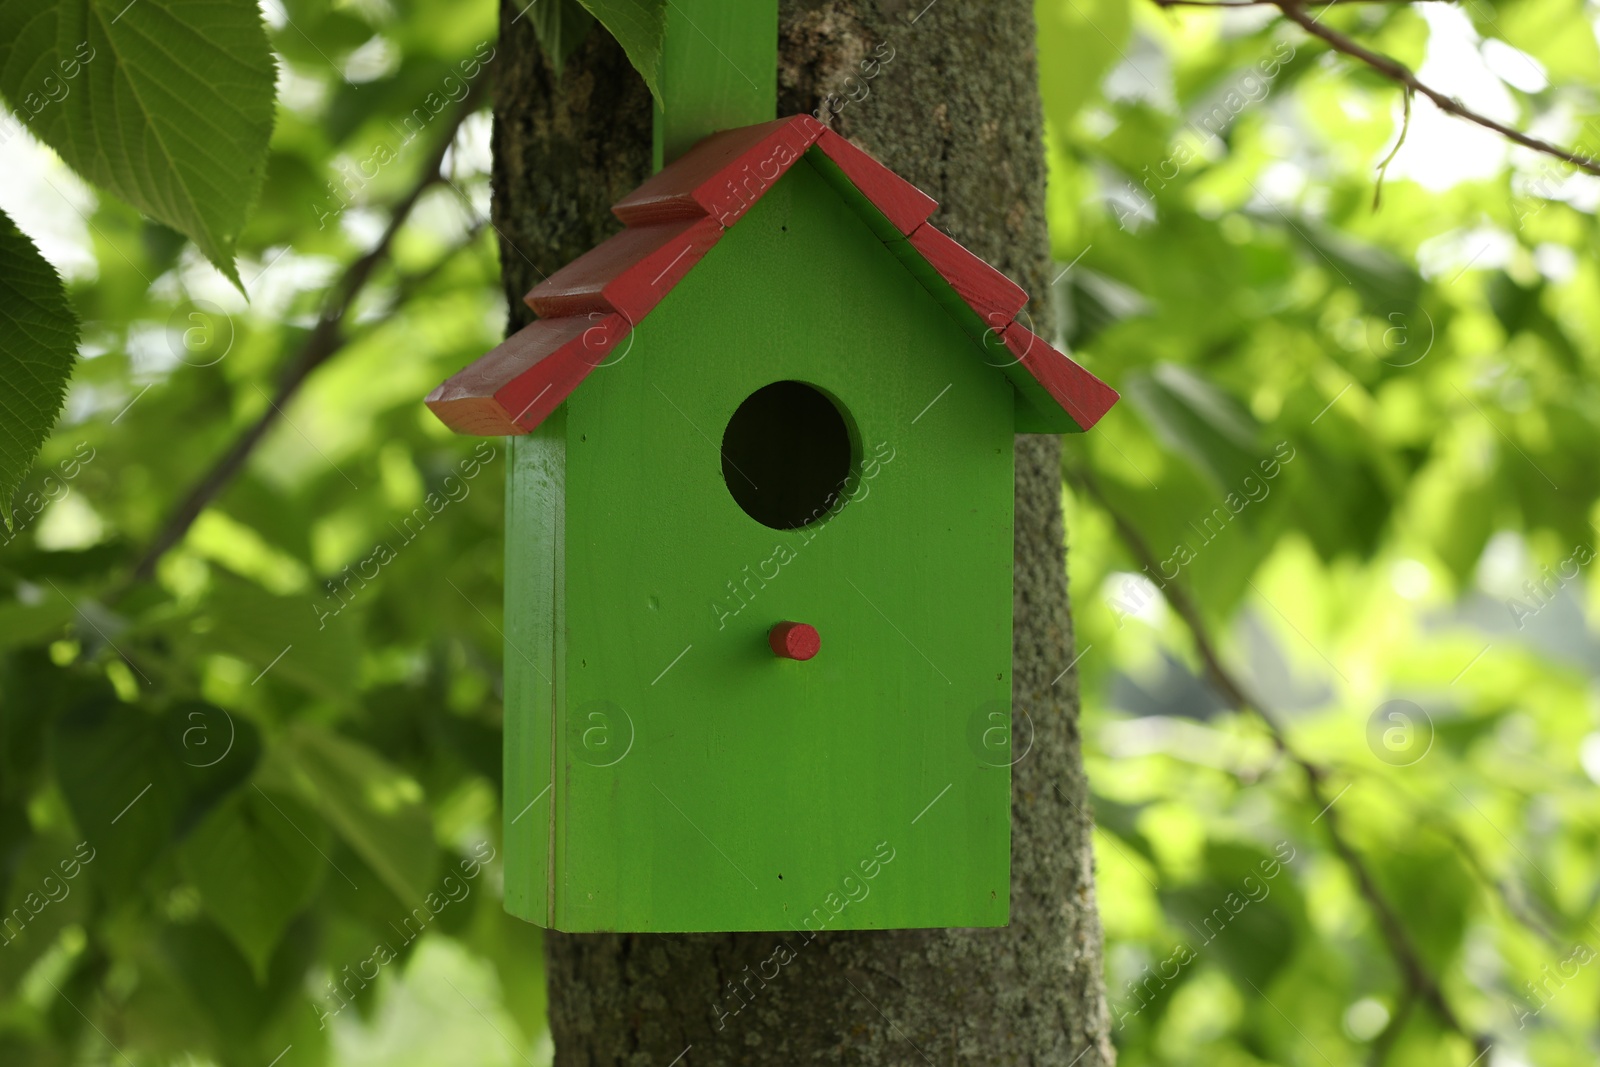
[812,130,937,236]
[879,229,1054,433]
[653,0,779,166]
[502,419,566,927]
[494,314,629,433]
[874,220,1118,433]
[1012,388,1079,434]
[525,216,724,322]
[618,115,824,227]
[804,148,912,246]
[907,223,1028,330]
[1002,321,1120,433]
[881,229,994,344]
[424,314,629,436]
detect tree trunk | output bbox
[491,2,1113,1062]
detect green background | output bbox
[1,0,1598,1063]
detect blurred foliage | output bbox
[0,0,284,514]
[0,1,542,1064]
[0,0,1596,1065]
[1051,0,1600,1063]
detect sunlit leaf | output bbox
[1036,0,1128,131]
[282,726,439,908]
[1124,363,1263,492]
[0,0,277,285]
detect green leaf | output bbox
[281,726,438,908]
[1486,0,1600,84]
[1124,363,1264,492]
[1264,215,1422,314]
[0,210,78,530]
[1373,840,1474,972]
[179,786,325,980]
[0,833,92,987]
[199,570,361,703]
[573,0,664,105]
[531,0,598,78]
[166,699,262,836]
[156,915,311,1043]
[1161,842,1303,989]
[0,596,78,650]
[1035,0,1128,131]
[1061,266,1152,347]
[1285,423,1393,562]
[50,696,182,897]
[0,0,277,286]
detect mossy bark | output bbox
[491,2,1112,1062]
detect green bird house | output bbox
[426,115,1117,933]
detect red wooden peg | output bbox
[769,621,821,661]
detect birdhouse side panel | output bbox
[502,415,566,927]
[548,158,1015,932]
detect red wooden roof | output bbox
[426,115,1118,436]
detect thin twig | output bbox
[120,83,486,588]
[1271,0,1600,177]
[1372,87,1412,210]
[1066,465,1296,753]
[1066,463,1494,1059]
[1363,768,1568,944]
[1437,820,1563,943]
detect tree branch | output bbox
[1270,0,1600,177]
[1150,0,1600,177]
[121,84,485,588]
[1065,463,1494,1059]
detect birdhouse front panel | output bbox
[426,116,1121,933]
[513,157,1012,932]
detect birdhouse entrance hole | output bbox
[721,380,855,530]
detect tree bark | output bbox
[491,2,1113,1062]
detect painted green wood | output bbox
[653,0,777,166]
[799,144,1075,431]
[503,413,566,926]
[522,156,1014,931]
[805,147,915,247]
[1011,381,1081,434]
[875,224,1077,434]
